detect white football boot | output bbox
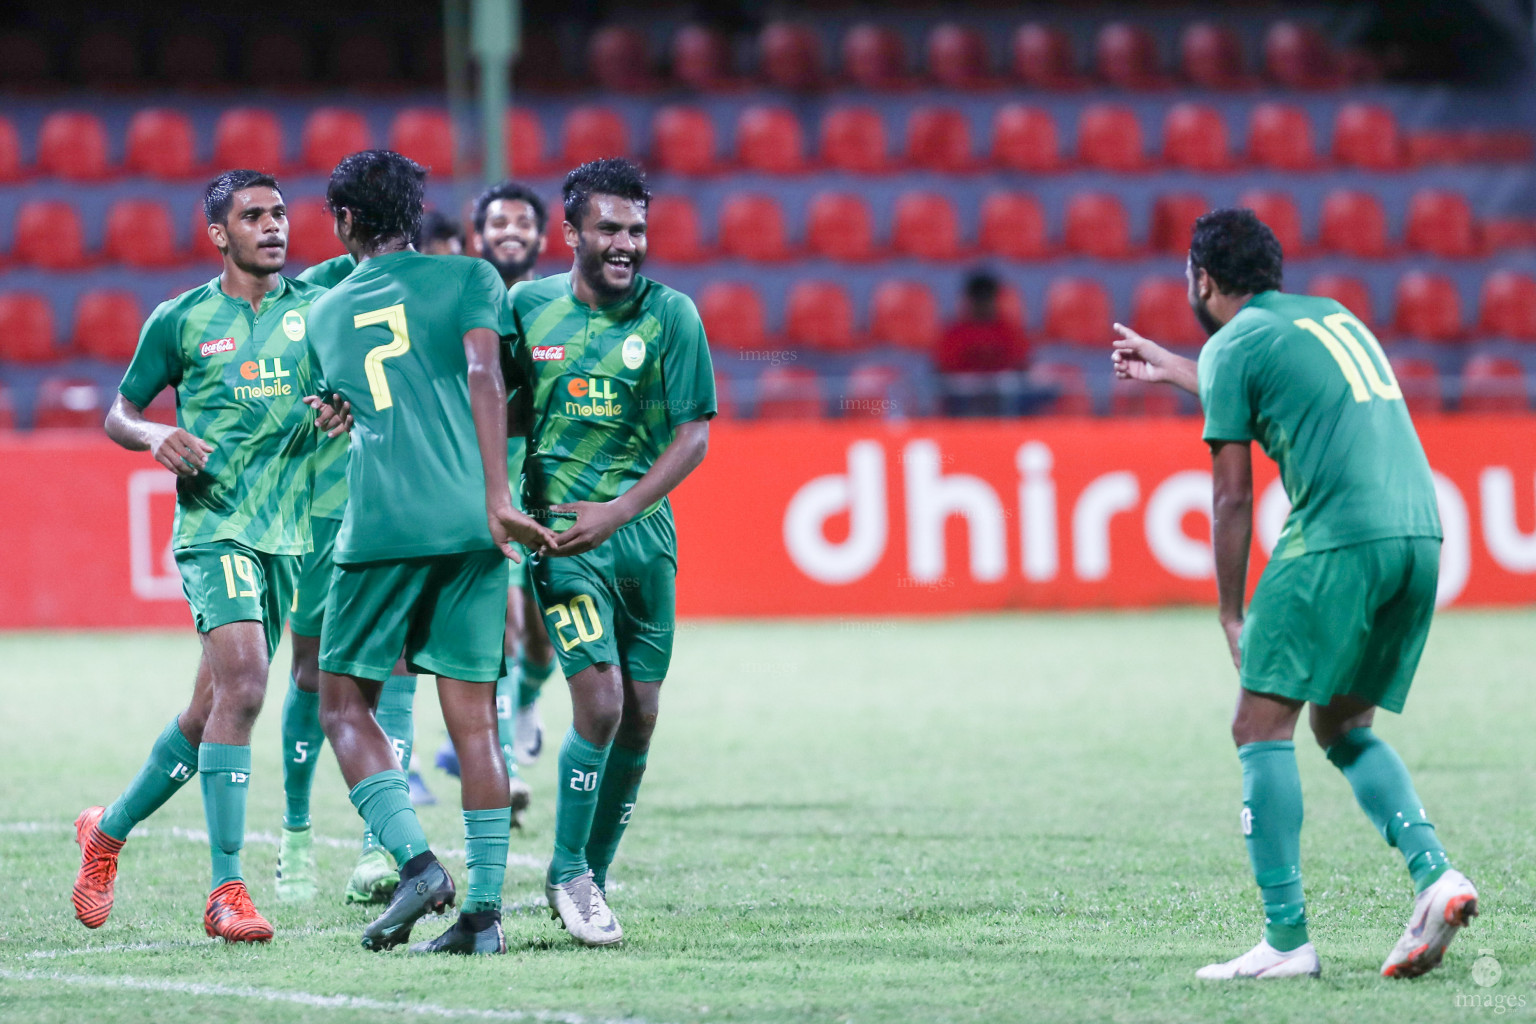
[1381,868,1479,978]
[1196,938,1321,980]
[546,870,622,946]
[513,703,544,765]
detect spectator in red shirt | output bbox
[936,271,1030,375]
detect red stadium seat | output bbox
[33,377,105,429]
[1095,22,1168,90]
[213,108,284,173]
[672,25,735,92]
[806,192,876,262]
[1459,355,1527,413]
[1131,277,1204,346]
[927,23,991,89]
[0,117,21,181]
[1484,217,1536,252]
[870,281,940,351]
[13,200,86,269]
[651,106,717,175]
[540,221,573,265]
[842,363,908,418]
[1406,190,1479,259]
[1392,357,1442,415]
[699,282,766,351]
[587,26,656,92]
[759,22,824,90]
[1479,271,1536,341]
[389,108,454,174]
[105,199,179,268]
[188,200,222,263]
[1012,23,1083,89]
[1110,377,1182,416]
[979,191,1050,261]
[996,285,1028,332]
[893,192,962,262]
[561,106,629,167]
[718,194,792,262]
[0,293,58,362]
[1237,189,1304,256]
[736,106,806,173]
[1333,103,1402,170]
[72,290,144,362]
[38,111,111,180]
[1149,193,1209,254]
[754,365,825,419]
[1308,274,1376,330]
[645,196,708,264]
[1395,272,1463,342]
[821,106,889,173]
[1162,103,1231,171]
[506,109,546,176]
[1248,103,1317,170]
[125,108,197,179]
[842,23,908,90]
[1077,104,1146,172]
[1319,190,1389,258]
[786,281,858,351]
[1180,22,1250,89]
[1064,193,1133,260]
[0,384,13,430]
[905,106,973,172]
[991,104,1061,172]
[1264,21,1344,89]
[1045,277,1114,345]
[301,108,370,174]
[1034,362,1093,415]
[287,198,345,263]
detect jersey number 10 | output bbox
[1293,313,1402,404]
[354,304,413,411]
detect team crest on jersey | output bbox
[621,334,646,370]
[533,345,566,361]
[282,310,306,341]
[199,337,237,358]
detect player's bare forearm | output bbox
[464,327,512,509]
[1210,441,1254,665]
[1111,324,1201,397]
[105,393,213,476]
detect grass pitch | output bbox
[1,610,1533,1024]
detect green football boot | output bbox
[275,826,317,903]
[344,847,400,905]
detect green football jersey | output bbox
[307,250,509,564]
[119,276,324,555]
[297,255,359,520]
[504,274,716,527]
[1199,290,1441,559]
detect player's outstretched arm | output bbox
[552,418,711,557]
[104,393,213,477]
[1112,323,1200,396]
[1210,440,1254,670]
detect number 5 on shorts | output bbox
[545,593,604,652]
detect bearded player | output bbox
[73,170,343,942]
[504,158,714,946]
[1112,208,1477,980]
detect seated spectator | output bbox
[414,209,464,255]
[936,271,1037,415]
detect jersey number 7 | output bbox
[1294,313,1402,404]
[354,304,413,410]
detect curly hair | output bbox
[325,150,427,249]
[561,157,650,228]
[1189,208,1284,296]
[203,169,281,226]
[473,180,547,234]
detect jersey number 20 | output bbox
[1294,313,1402,403]
[354,304,412,410]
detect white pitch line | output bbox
[0,969,669,1024]
[23,925,360,960]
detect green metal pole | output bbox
[471,0,518,185]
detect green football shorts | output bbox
[530,503,678,681]
[1240,536,1441,714]
[320,549,510,683]
[289,515,340,638]
[175,540,300,660]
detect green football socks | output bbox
[549,727,611,885]
[100,716,199,841]
[280,677,325,831]
[1326,727,1451,892]
[462,807,512,914]
[1238,741,1309,952]
[517,651,554,709]
[375,673,417,774]
[349,769,429,867]
[587,744,648,891]
[198,743,251,888]
[494,670,520,776]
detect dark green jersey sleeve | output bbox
[660,293,717,429]
[460,259,508,336]
[297,255,357,289]
[1199,329,1259,443]
[119,306,182,409]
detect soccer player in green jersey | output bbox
[504,159,715,946]
[1112,209,1477,980]
[306,150,557,955]
[276,249,429,907]
[73,170,343,943]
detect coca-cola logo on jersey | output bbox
[532,345,566,361]
[199,337,236,358]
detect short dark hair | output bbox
[561,157,650,229]
[414,209,462,249]
[325,150,427,249]
[204,169,281,226]
[473,180,547,234]
[1189,208,1284,296]
[963,270,1000,304]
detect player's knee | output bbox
[217,673,267,729]
[617,710,657,749]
